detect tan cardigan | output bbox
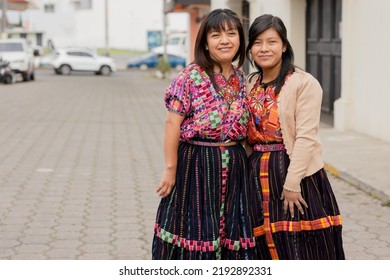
[247,68,324,192]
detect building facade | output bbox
[6,0,188,51]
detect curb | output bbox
[324,162,390,205]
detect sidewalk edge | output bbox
[324,162,390,205]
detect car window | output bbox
[0,43,24,52]
[66,51,93,57]
[67,51,80,56]
[80,52,93,57]
[167,38,180,45]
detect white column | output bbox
[211,0,228,10]
[334,0,354,131]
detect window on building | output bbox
[44,4,55,13]
[72,0,93,10]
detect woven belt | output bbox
[185,139,239,147]
[253,143,285,152]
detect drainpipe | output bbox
[104,0,109,56]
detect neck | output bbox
[214,63,234,79]
[262,65,281,84]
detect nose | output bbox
[260,43,269,52]
[220,33,229,44]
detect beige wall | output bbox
[335,0,390,142]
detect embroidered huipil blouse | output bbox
[246,78,284,145]
[246,69,326,192]
[165,64,248,142]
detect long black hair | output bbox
[246,14,295,94]
[194,9,246,89]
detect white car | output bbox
[0,38,36,82]
[51,48,116,76]
[151,33,188,59]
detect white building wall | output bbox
[211,0,228,10]
[211,0,306,69]
[246,0,305,69]
[18,0,188,51]
[335,0,390,142]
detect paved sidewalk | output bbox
[320,126,390,204]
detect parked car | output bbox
[0,38,35,82]
[127,53,186,70]
[151,33,188,58]
[0,59,15,84]
[50,48,116,76]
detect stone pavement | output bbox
[0,69,389,260]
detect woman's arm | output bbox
[156,111,184,198]
[282,74,322,217]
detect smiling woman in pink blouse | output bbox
[152,9,260,260]
[245,14,345,260]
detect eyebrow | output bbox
[255,36,279,40]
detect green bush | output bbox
[156,56,171,78]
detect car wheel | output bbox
[60,64,72,75]
[54,68,61,75]
[22,71,30,82]
[3,74,13,84]
[100,65,111,76]
[139,64,148,70]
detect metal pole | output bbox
[161,0,168,79]
[1,0,8,36]
[104,0,109,56]
[162,5,167,61]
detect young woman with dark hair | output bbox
[245,14,345,260]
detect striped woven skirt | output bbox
[248,145,345,260]
[152,140,256,260]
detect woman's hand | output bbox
[156,111,184,198]
[156,167,176,198]
[281,188,308,218]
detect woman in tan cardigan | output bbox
[245,14,345,259]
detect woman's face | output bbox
[250,28,285,72]
[206,23,240,65]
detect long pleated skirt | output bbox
[248,149,345,260]
[152,141,257,260]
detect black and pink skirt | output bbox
[152,140,257,260]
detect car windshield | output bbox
[0,43,24,52]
